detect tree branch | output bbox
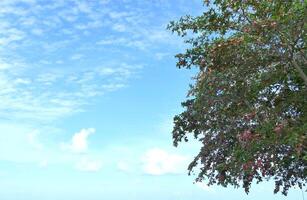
[292,59,307,87]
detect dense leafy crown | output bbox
[168,0,306,195]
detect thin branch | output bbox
[240,6,252,24]
[299,51,307,64]
[278,29,307,87]
[292,59,307,87]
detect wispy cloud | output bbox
[0,0,179,125]
[142,148,189,175]
[0,0,191,170]
[75,157,102,172]
[0,58,140,122]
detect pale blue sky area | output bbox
[0,0,304,199]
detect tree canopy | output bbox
[168,0,306,195]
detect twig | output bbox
[292,59,307,87]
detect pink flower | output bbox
[240,130,253,141]
[274,124,283,134]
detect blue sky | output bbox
[0,0,304,199]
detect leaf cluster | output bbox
[168,0,307,195]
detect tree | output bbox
[168,0,306,195]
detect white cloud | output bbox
[97,37,147,50]
[75,1,92,14]
[108,11,130,19]
[36,72,60,85]
[155,52,170,60]
[75,157,102,172]
[101,83,126,92]
[142,148,189,175]
[0,0,178,124]
[70,53,84,60]
[31,28,44,36]
[0,28,26,47]
[63,128,95,153]
[14,78,31,85]
[0,59,12,70]
[0,0,202,171]
[0,58,138,122]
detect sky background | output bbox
[0,0,305,200]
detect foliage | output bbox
[168,0,307,195]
